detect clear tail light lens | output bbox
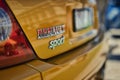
[0,0,35,68]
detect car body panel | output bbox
[6,0,98,59]
[0,0,36,68]
[0,38,108,80]
[26,38,108,80]
[0,0,109,80]
[0,64,41,80]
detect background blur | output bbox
[96,0,120,80]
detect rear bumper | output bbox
[0,64,42,80]
[30,38,108,80]
[0,33,109,80]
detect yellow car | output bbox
[0,0,108,80]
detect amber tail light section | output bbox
[0,0,35,68]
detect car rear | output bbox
[0,0,108,80]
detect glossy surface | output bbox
[27,38,108,80]
[0,0,108,80]
[6,0,98,59]
[0,64,41,80]
[0,0,35,68]
[0,8,12,41]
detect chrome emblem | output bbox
[37,24,65,39]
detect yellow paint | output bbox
[0,65,41,80]
[23,74,41,80]
[6,0,99,59]
[26,39,108,80]
[1,0,109,80]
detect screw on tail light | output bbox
[0,0,35,68]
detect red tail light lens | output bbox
[0,0,35,68]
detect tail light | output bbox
[0,0,35,68]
